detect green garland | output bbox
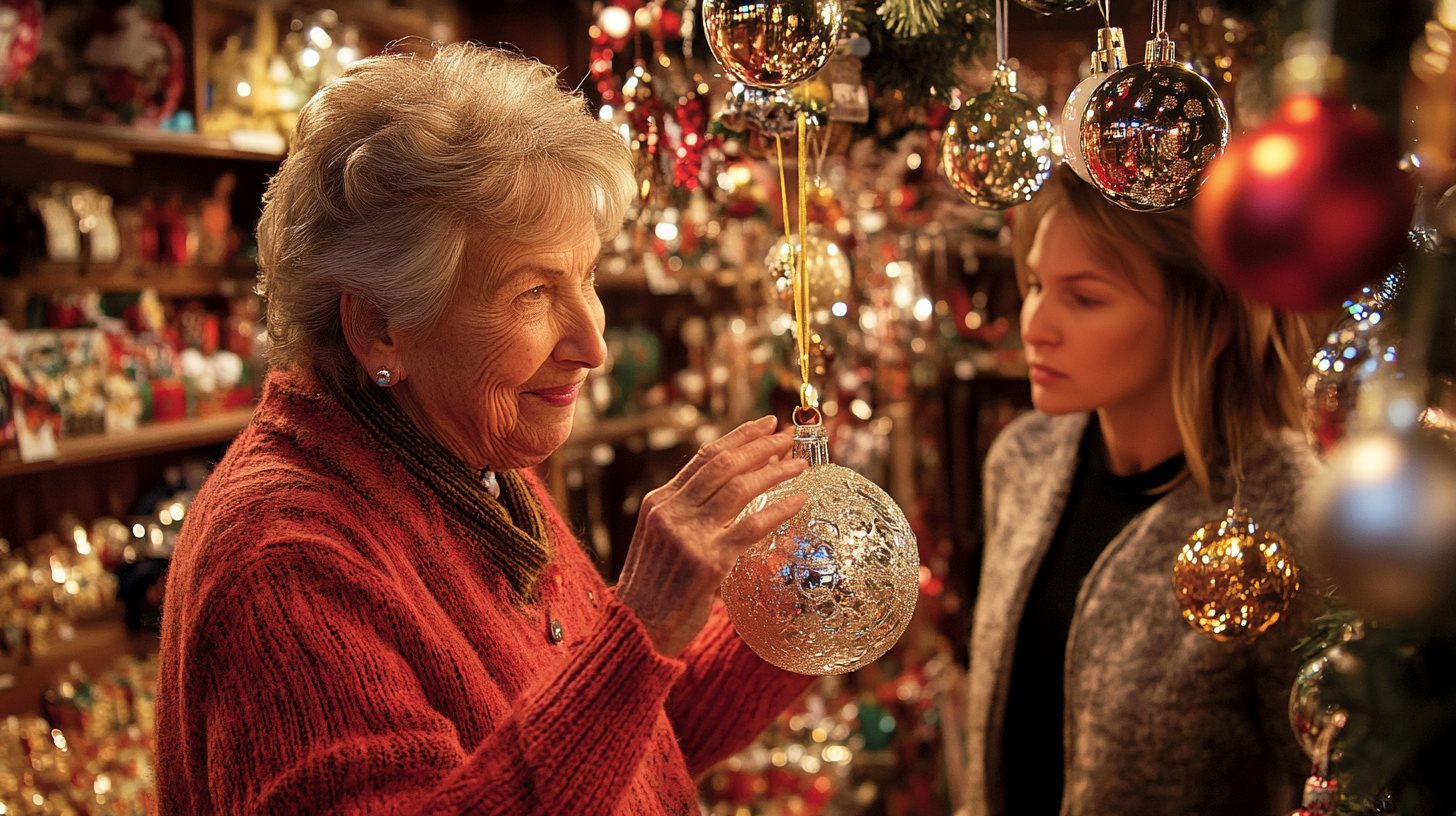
[846,0,990,109]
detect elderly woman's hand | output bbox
[616,415,809,658]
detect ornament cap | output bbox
[992,67,1017,92]
[790,418,831,466]
[1143,33,1176,65]
[1092,26,1128,73]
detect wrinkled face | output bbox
[1020,206,1171,416]
[399,221,606,471]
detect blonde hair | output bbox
[257,43,635,385]
[1011,167,1314,497]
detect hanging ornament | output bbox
[1306,429,1456,621]
[702,0,843,90]
[1013,0,1096,14]
[1194,94,1414,311]
[877,0,944,38]
[1081,1,1229,211]
[1061,18,1128,183]
[1303,277,1401,455]
[1286,651,1349,816]
[722,418,920,674]
[1172,506,1300,642]
[941,0,1054,210]
[765,225,852,313]
[721,113,919,675]
[622,61,666,204]
[674,75,714,191]
[718,83,805,139]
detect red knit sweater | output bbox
[156,371,813,815]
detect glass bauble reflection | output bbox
[942,68,1055,210]
[765,225,852,313]
[719,83,803,137]
[1014,0,1096,12]
[1081,35,1229,211]
[722,421,919,675]
[1307,431,1456,621]
[1061,27,1127,183]
[1172,507,1300,642]
[1303,290,1398,455]
[703,0,843,89]
[1289,651,1348,769]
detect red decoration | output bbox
[1195,95,1415,311]
[673,79,712,190]
[0,0,41,88]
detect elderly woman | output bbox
[156,44,813,815]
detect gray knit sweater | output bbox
[963,411,1323,816]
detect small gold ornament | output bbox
[1172,507,1300,642]
[765,225,852,313]
[702,0,844,89]
[722,418,920,675]
[942,67,1055,210]
[1081,30,1230,211]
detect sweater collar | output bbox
[313,369,554,603]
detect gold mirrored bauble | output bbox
[765,226,852,313]
[1081,40,1230,212]
[1173,507,1300,642]
[703,0,844,89]
[721,423,919,675]
[942,69,1055,210]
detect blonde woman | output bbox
[156,44,813,815]
[962,167,1322,816]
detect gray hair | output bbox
[257,43,635,385]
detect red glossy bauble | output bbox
[1195,95,1415,311]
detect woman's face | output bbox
[398,221,607,471]
[1020,206,1171,416]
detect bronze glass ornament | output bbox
[1081,33,1230,211]
[942,67,1055,210]
[702,0,844,89]
[1172,507,1300,642]
[721,419,920,675]
[1061,26,1127,183]
[766,225,852,313]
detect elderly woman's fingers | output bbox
[721,493,808,552]
[702,456,807,526]
[664,415,779,491]
[677,429,794,505]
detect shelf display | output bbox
[0,0,1445,814]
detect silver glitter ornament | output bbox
[942,67,1055,210]
[722,419,919,675]
[1080,33,1230,211]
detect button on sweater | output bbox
[156,370,813,815]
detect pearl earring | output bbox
[374,368,394,387]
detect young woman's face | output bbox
[1020,206,1172,416]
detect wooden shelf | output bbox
[0,409,254,479]
[0,112,285,162]
[0,613,158,720]
[2,259,257,298]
